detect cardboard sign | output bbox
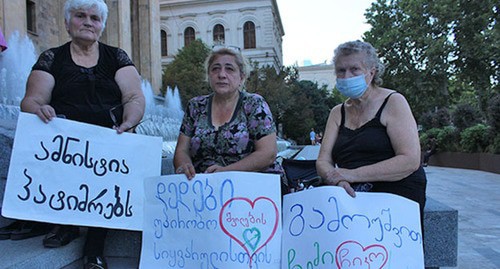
[2,112,162,231]
[282,186,424,269]
[140,172,282,268]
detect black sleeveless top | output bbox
[32,42,135,128]
[332,92,426,208]
[332,93,396,169]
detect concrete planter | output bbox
[427,152,500,174]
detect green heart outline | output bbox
[242,227,261,251]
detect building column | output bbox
[131,0,161,94]
[1,0,26,38]
[102,0,132,56]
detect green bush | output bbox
[452,103,480,131]
[419,132,429,149]
[420,126,460,152]
[460,124,491,153]
[419,111,433,131]
[436,126,460,152]
[486,94,500,132]
[419,108,451,131]
[486,134,500,154]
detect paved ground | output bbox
[424,166,500,269]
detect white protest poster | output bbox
[2,112,162,231]
[282,186,424,269]
[141,172,282,269]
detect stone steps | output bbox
[1,232,85,269]
[61,257,139,269]
[0,225,142,268]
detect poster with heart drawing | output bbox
[140,172,282,269]
[282,186,425,269]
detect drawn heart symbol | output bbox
[335,240,388,268]
[219,196,279,267]
[243,227,261,251]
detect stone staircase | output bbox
[0,224,141,269]
[1,232,85,269]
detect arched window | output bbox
[184,27,195,47]
[213,24,225,44]
[161,30,168,56]
[243,21,256,49]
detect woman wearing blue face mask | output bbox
[316,40,427,226]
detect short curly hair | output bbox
[333,40,386,86]
[64,0,108,30]
[205,47,251,86]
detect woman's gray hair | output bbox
[205,47,251,83]
[333,40,386,86]
[64,0,108,30]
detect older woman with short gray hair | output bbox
[19,0,144,268]
[317,40,427,229]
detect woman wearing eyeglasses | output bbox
[17,0,144,268]
[173,46,282,180]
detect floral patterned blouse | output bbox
[180,91,283,174]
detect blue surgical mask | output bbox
[335,74,368,99]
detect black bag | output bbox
[281,158,322,194]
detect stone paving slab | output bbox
[425,166,500,269]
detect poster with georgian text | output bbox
[282,186,424,269]
[140,172,282,269]
[2,112,162,231]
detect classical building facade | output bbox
[297,63,336,91]
[159,0,284,69]
[3,1,335,94]
[0,0,162,92]
[0,0,284,93]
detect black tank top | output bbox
[332,92,396,168]
[331,92,426,207]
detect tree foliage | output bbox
[245,64,341,143]
[162,40,211,107]
[246,64,293,123]
[453,1,499,113]
[451,103,480,131]
[281,78,343,144]
[281,83,316,144]
[364,0,499,120]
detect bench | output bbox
[424,197,458,268]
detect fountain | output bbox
[0,32,38,227]
[135,81,184,158]
[0,31,37,120]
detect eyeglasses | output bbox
[109,101,148,132]
[212,44,241,52]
